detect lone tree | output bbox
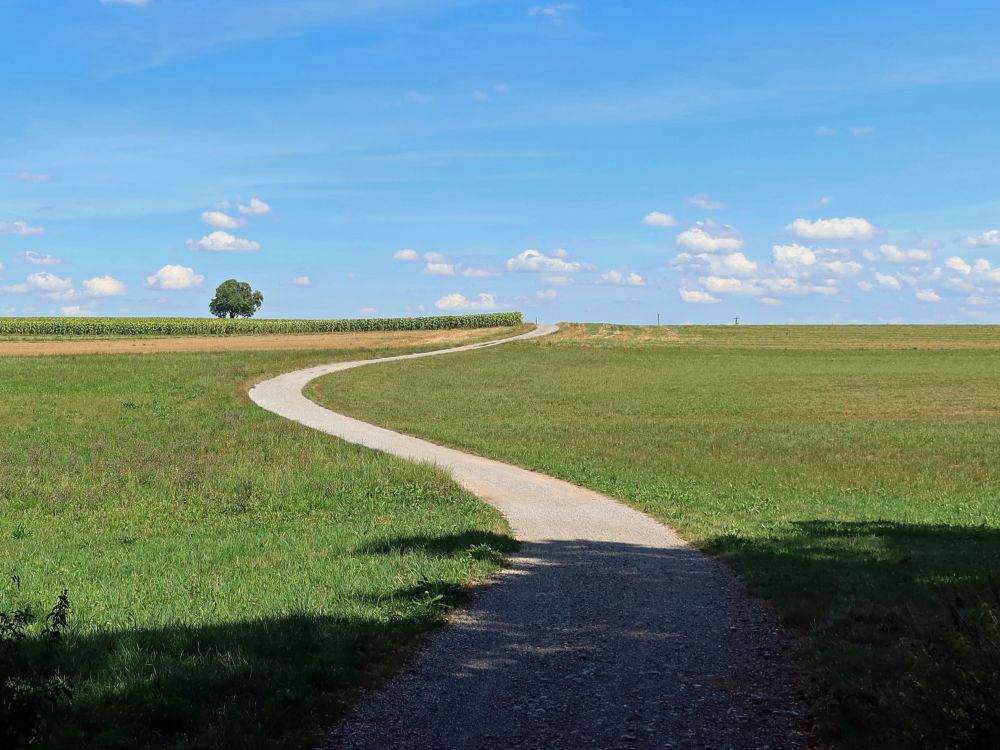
[209,279,264,319]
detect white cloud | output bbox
[404,91,432,105]
[772,243,816,271]
[849,126,875,136]
[759,297,781,306]
[13,172,50,183]
[292,276,312,286]
[393,248,419,261]
[686,193,724,210]
[642,211,676,227]
[702,276,748,294]
[968,259,1000,283]
[0,220,45,236]
[916,288,942,302]
[425,262,456,276]
[83,276,126,297]
[875,272,902,290]
[434,292,497,311]
[787,217,875,240]
[816,126,837,136]
[536,289,557,300]
[146,265,204,290]
[966,230,1000,247]
[186,230,260,252]
[701,275,838,297]
[599,270,646,286]
[359,306,377,316]
[201,210,244,229]
[18,250,61,265]
[857,281,875,292]
[28,272,73,293]
[237,198,271,216]
[679,288,719,303]
[61,305,95,316]
[423,251,448,263]
[676,222,743,252]
[506,249,582,274]
[878,243,932,262]
[946,256,972,274]
[707,252,757,276]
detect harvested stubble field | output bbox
[0,326,530,357]
[310,323,1000,750]
[0,325,523,749]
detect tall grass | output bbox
[0,312,522,338]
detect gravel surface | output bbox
[249,325,813,749]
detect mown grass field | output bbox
[0,326,522,749]
[309,323,1000,749]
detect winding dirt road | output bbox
[248,325,811,749]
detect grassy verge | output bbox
[308,323,1000,749]
[0,327,522,749]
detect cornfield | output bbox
[0,312,523,337]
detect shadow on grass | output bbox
[7,535,807,750]
[707,520,1000,749]
[3,533,513,750]
[16,522,998,750]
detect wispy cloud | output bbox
[18,251,61,265]
[686,193,725,210]
[13,172,51,183]
[528,3,574,22]
[0,220,45,236]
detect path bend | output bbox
[249,325,811,749]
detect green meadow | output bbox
[0,329,521,749]
[310,323,1000,749]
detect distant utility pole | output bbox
[656,313,660,326]
[734,316,739,325]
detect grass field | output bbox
[309,323,1000,749]
[0,326,522,749]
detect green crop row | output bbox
[0,312,523,337]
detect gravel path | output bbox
[249,325,812,749]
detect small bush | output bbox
[1,586,72,747]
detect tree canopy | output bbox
[209,279,264,319]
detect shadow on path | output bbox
[329,537,812,750]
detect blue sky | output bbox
[2,0,1000,323]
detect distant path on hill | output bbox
[249,325,811,750]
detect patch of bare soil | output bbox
[0,327,523,357]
